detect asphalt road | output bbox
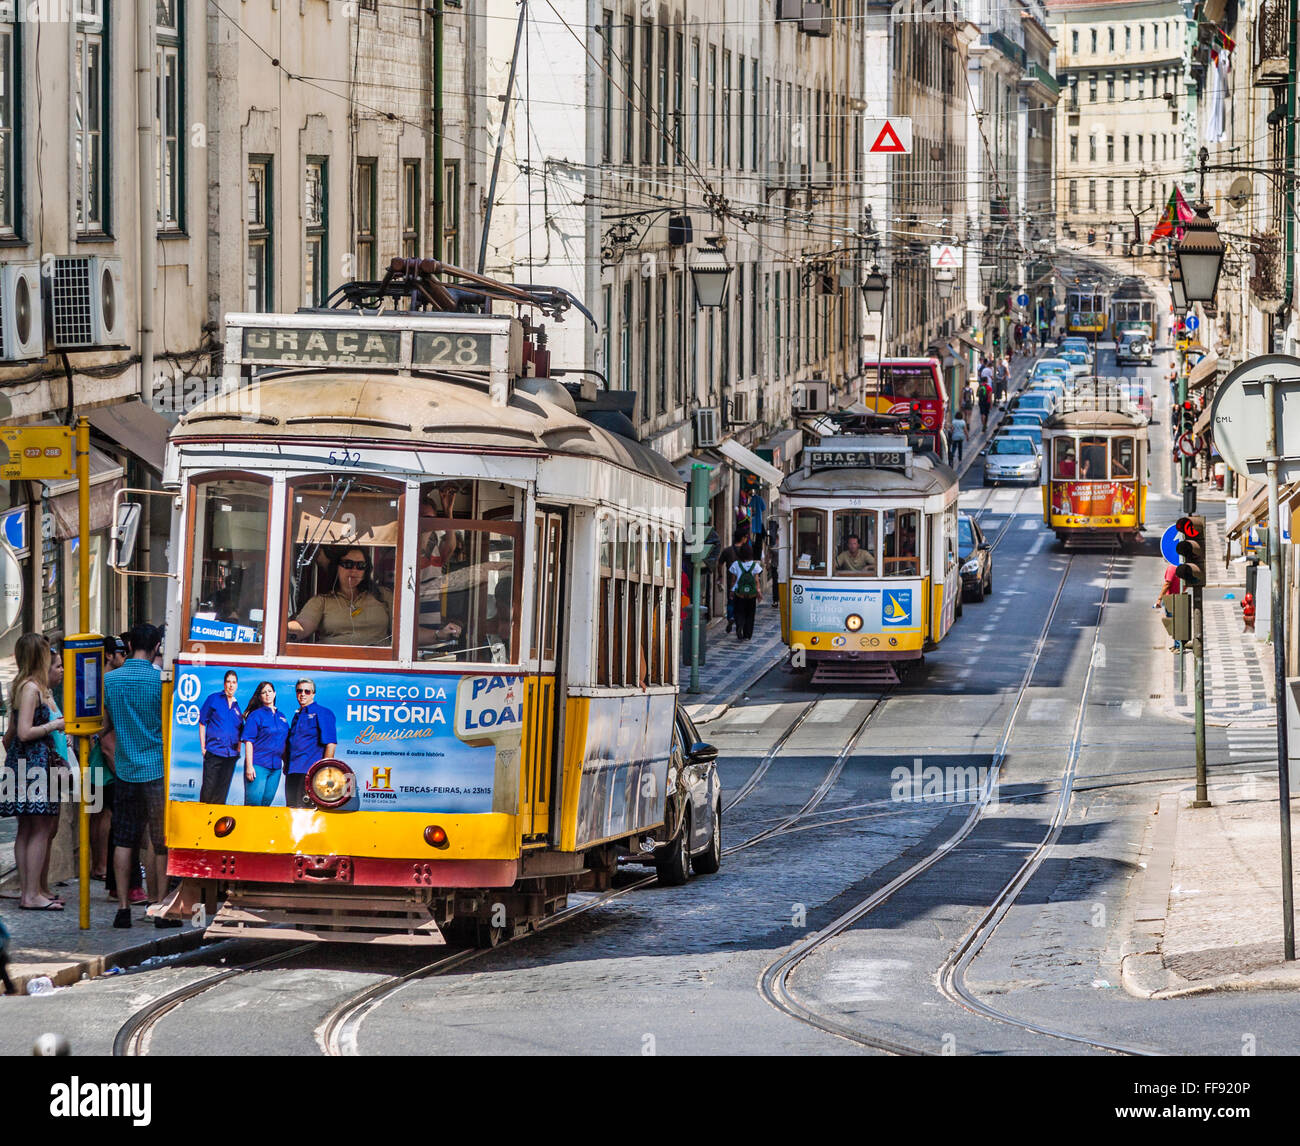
[3,342,1297,1058]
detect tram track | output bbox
[757,549,1157,1056]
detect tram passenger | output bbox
[834,534,875,574]
[240,682,289,807]
[283,680,338,809]
[288,547,393,646]
[1058,449,1077,478]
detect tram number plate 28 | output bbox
[412,332,493,369]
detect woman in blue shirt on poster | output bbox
[240,682,290,806]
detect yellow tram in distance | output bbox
[774,435,961,685]
[1041,398,1148,546]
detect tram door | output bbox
[523,510,565,838]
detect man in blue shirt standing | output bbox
[101,623,177,930]
[198,670,243,804]
[284,679,338,808]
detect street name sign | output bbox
[1209,354,1300,484]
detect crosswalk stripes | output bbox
[1227,727,1280,760]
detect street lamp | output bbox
[688,237,732,308]
[1175,201,1226,304]
[934,268,955,301]
[861,264,888,313]
[1169,260,1187,312]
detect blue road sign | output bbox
[1016,293,1029,308]
[1161,523,1181,567]
[1185,314,1199,331]
[1,506,26,552]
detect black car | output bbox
[957,513,993,602]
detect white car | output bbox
[1116,330,1153,365]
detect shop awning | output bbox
[760,427,803,472]
[1187,351,1220,392]
[716,437,784,486]
[88,399,172,472]
[1227,482,1269,540]
[44,444,124,542]
[955,332,984,354]
[1193,403,1214,438]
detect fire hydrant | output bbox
[1242,592,1256,632]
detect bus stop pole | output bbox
[76,416,91,930]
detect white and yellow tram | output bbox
[1041,404,1148,546]
[144,264,721,944]
[773,436,962,685]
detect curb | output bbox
[9,925,211,996]
[687,647,786,725]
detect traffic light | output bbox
[1175,514,1206,589]
[991,328,1001,349]
[909,402,923,434]
[1180,400,1196,435]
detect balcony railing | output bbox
[1255,0,1291,86]
[1019,61,1062,97]
[982,30,1026,68]
[1250,230,1284,301]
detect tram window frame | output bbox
[832,509,878,577]
[282,475,406,661]
[1078,436,1108,480]
[944,505,959,576]
[794,508,828,576]
[1111,436,1135,479]
[624,522,643,688]
[881,508,922,578]
[597,514,614,686]
[182,472,274,656]
[1053,438,1079,480]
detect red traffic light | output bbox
[1182,400,1194,411]
[1175,515,1201,539]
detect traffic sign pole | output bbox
[76,417,93,930]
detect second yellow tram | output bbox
[1041,405,1148,546]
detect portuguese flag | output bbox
[1149,186,1195,244]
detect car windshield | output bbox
[990,437,1034,455]
[958,518,974,550]
[1020,396,1051,409]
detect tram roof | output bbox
[171,371,683,487]
[782,448,957,496]
[1042,408,1146,431]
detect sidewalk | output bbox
[1122,783,1300,997]
[682,595,785,724]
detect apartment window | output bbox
[1071,30,1078,55]
[1123,72,1130,98]
[246,157,272,311]
[750,262,759,378]
[673,33,683,162]
[1106,180,1114,210]
[601,286,612,379]
[1090,29,1097,53]
[1150,134,1156,162]
[621,279,632,391]
[1106,135,1114,162]
[1123,180,1130,207]
[442,160,460,266]
[639,278,650,419]
[1139,26,1145,50]
[1069,135,1078,163]
[641,21,653,165]
[1088,180,1096,210]
[156,1,183,231]
[402,159,420,257]
[1137,135,1144,162]
[601,9,613,163]
[1088,74,1097,101]
[0,11,17,236]
[1108,27,1115,52]
[674,274,684,406]
[355,158,377,280]
[1126,27,1131,51]
[722,51,731,169]
[1107,76,1114,101]
[707,46,717,164]
[74,7,108,234]
[623,17,634,164]
[1137,72,1145,99]
[303,158,328,307]
[752,60,759,173]
[656,274,667,413]
[690,40,700,163]
[1123,135,1130,162]
[1163,134,1168,161]
[737,55,745,171]
[1069,180,1078,210]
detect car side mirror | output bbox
[689,741,718,765]
[979,542,991,550]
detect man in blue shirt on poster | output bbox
[284,678,338,808]
[199,670,244,804]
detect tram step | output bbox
[206,890,447,946]
[810,663,900,686]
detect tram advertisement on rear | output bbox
[169,663,524,812]
[1049,480,1137,526]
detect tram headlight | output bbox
[845,613,864,632]
[307,760,354,809]
[424,825,450,849]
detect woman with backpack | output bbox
[728,542,763,641]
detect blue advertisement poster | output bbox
[790,583,920,633]
[170,663,524,813]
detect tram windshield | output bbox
[187,477,272,646]
[833,510,877,576]
[882,508,920,577]
[1111,437,1135,478]
[794,509,827,574]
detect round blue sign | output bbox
[1161,523,1181,567]
[1016,294,1029,308]
[1185,314,1199,331]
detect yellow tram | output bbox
[1041,401,1148,546]
[139,262,717,945]
[773,435,962,685]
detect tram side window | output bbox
[414,480,520,664]
[833,510,877,576]
[186,477,271,648]
[1054,438,1078,479]
[1079,436,1108,480]
[882,508,920,577]
[794,509,827,575]
[597,516,613,686]
[285,479,402,654]
[1111,436,1134,478]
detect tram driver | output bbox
[834,534,875,575]
[287,547,394,646]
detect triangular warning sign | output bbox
[870,122,907,153]
[936,247,957,267]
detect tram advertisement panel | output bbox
[789,582,922,635]
[1049,480,1137,526]
[169,663,523,813]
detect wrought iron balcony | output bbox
[1255,0,1291,86]
[1250,230,1284,301]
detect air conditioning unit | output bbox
[810,162,833,188]
[694,406,721,448]
[0,262,44,361]
[49,255,126,349]
[802,2,830,35]
[777,0,802,19]
[792,378,830,413]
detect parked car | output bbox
[999,422,1041,449]
[1116,330,1153,365]
[1034,358,1073,380]
[983,434,1042,486]
[1058,336,1094,363]
[1058,348,1091,378]
[1012,391,1056,420]
[957,513,994,602]
[628,704,723,885]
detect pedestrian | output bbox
[719,526,746,633]
[995,358,1009,404]
[1014,324,1024,354]
[949,410,967,467]
[284,679,338,808]
[198,669,243,804]
[748,487,768,561]
[728,542,763,641]
[979,357,994,397]
[977,383,992,432]
[101,623,176,929]
[240,682,290,806]
[1154,563,1183,651]
[0,633,66,910]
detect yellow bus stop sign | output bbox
[0,426,75,480]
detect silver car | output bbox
[983,434,1042,486]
